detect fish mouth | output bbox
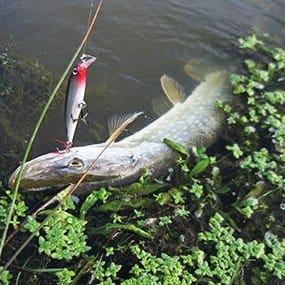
[79,53,97,68]
[8,161,121,193]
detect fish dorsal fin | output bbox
[160,74,185,105]
[106,112,143,144]
[151,95,173,116]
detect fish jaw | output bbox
[9,152,76,192]
[8,143,157,193]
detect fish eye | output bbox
[68,158,84,170]
[72,67,78,75]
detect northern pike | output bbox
[65,54,96,146]
[9,68,231,194]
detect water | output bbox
[0,0,285,157]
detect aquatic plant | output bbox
[0,39,59,179]
[1,34,285,284]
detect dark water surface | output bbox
[0,0,285,157]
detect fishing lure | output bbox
[65,54,96,147]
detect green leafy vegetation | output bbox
[0,34,284,284]
[121,213,285,284]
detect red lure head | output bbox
[71,54,97,85]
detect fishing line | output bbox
[82,0,95,54]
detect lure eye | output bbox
[72,67,78,75]
[68,158,84,170]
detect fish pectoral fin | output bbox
[106,112,143,144]
[160,74,186,105]
[183,59,209,82]
[151,95,173,116]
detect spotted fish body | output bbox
[9,71,231,193]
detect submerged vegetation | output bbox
[0,39,63,180]
[0,35,285,284]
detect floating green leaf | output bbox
[80,187,111,219]
[90,223,152,239]
[163,138,189,158]
[190,158,210,176]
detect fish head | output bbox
[8,144,146,193]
